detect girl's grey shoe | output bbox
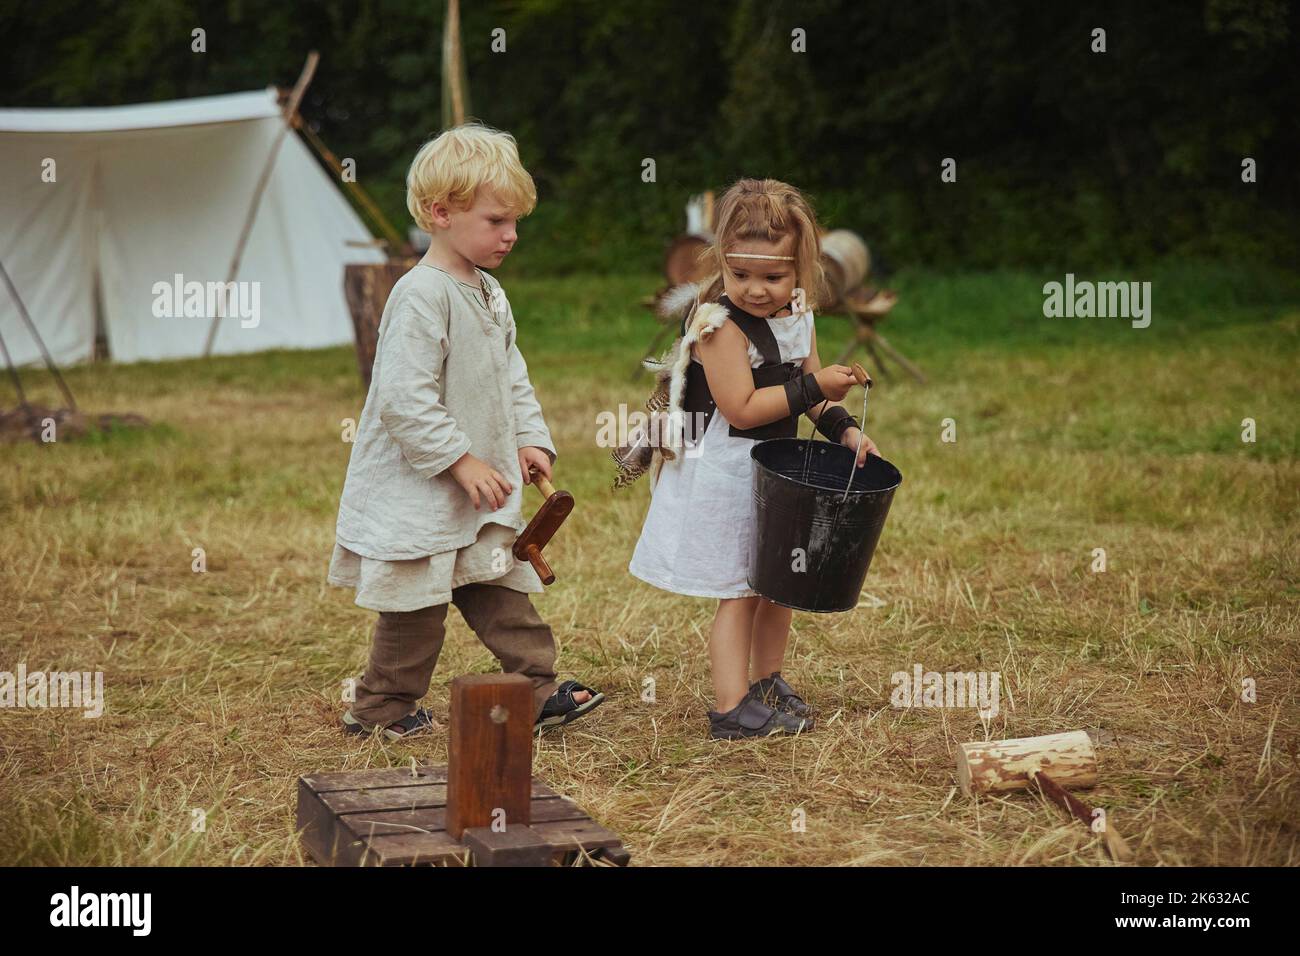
[747,671,813,718]
[708,696,813,740]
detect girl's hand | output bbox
[840,427,878,468]
[448,452,513,511]
[813,365,856,402]
[518,446,552,485]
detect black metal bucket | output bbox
[749,437,902,613]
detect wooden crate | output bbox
[296,764,630,867]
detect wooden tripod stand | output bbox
[829,285,926,384]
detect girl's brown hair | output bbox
[697,178,825,312]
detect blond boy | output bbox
[328,124,602,740]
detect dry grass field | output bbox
[2,266,1297,866]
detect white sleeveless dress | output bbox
[628,308,815,598]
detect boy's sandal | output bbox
[535,680,605,730]
[708,696,813,740]
[748,672,813,718]
[342,707,437,741]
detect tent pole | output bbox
[296,121,406,251]
[0,257,77,411]
[443,0,468,128]
[0,320,30,408]
[202,51,320,357]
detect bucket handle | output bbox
[801,362,872,485]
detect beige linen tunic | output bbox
[328,263,556,611]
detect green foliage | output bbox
[2,1,1295,272]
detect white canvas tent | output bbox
[0,87,385,367]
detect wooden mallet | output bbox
[511,466,573,585]
[957,730,1134,862]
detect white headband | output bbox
[724,252,795,261]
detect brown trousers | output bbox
[350,582,559,729]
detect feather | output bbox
[611,300,728,490]
[657,282,703,322]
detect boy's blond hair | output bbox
[405,123,537,233]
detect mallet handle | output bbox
[1032,769,1134,863]
[528,466,556,499]
[523,542,554,585]
[1032,769,1092,827]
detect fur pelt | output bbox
[610,286,730,492]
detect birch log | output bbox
[957,730,1098,796]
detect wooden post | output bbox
[445,674,534,841]
[442,0,468,128]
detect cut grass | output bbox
[1,264,1297,866]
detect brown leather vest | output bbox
[680,295,803,445]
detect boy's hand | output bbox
[813,365,856,402]
[449,452,513,511]
[518,446,552,485]
[840,427,878,468]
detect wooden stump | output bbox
[820,229,871,310]
[343,258,416,388]
[663,235,713,286]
